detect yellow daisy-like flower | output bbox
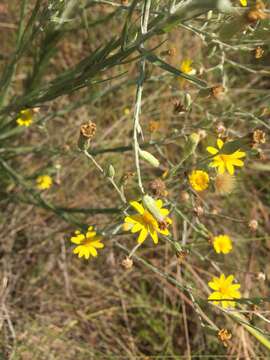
[124,200,172,244]
[180,59,196,75]
[36,175,53,190]
[71,226,104,259]
[189,170,209,192]
[213,234,232,254]
[16,109,33,127]
[240,0,247,6]
[207,138,246,175]
[208,274,241,309]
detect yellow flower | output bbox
[208,274,241,309]
[189,170,209,192]
[36,175,53,190]
[124,200,172,244]
[207,138,246,175]
[240,0,247,6]
[16,109,33,127]
[213,235,232,254]
[71,226,104,259]
[180,59,196,75]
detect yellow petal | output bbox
[226,162,234,175]
[207,146,219,155]
[149,227,159,244]
[217,138,224,149]
[137,228,148,243]
[89,246,98,257]
[130,201,144,215]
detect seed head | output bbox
[254,46,264,59]
[194,205,204,217]
[180,191,190,203]
[173,100,185,114]
[217,329,232,347]
[80,121,96,139]
[149,178,168,197]
[211,85,225,100]
[215,173,235,195]
[252,129,266,146]
[248,219,258,232]
[121,257,133,269]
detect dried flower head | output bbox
[252,129,266,145]
[120,171,135,186]
[256,272,266,281]
[173,100,185,114]
[211,85,225,100]
[216,123,226,135]
[80,121,96,139]
[194,205,204,217]
[121,257,133,269]
[198,129,207,140]
[148,120,160,133]
[78,121,97,150]
[254,46,264,59]
[149,178,168,197]
[246,1,268,22]
[218,329,232,347]
[215,173,235,195]
[177,249,189,263]
[248,219,258,232]
[180,191,190,203]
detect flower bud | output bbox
[139,149,160,168]
[108,165,115,179]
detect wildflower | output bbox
[16,109,33,127]
[240,0,247,6]
[207,138,246,175]
[123,199,172,244]
[189,170,209,192]
[215,173,235,195]
[208,274,241,308]
[36,175,53,190]
[180,59,196,75]
[217,329,232,347]
[70,226,104,259]
[213,235,232,254]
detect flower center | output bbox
[142,210,155,226]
